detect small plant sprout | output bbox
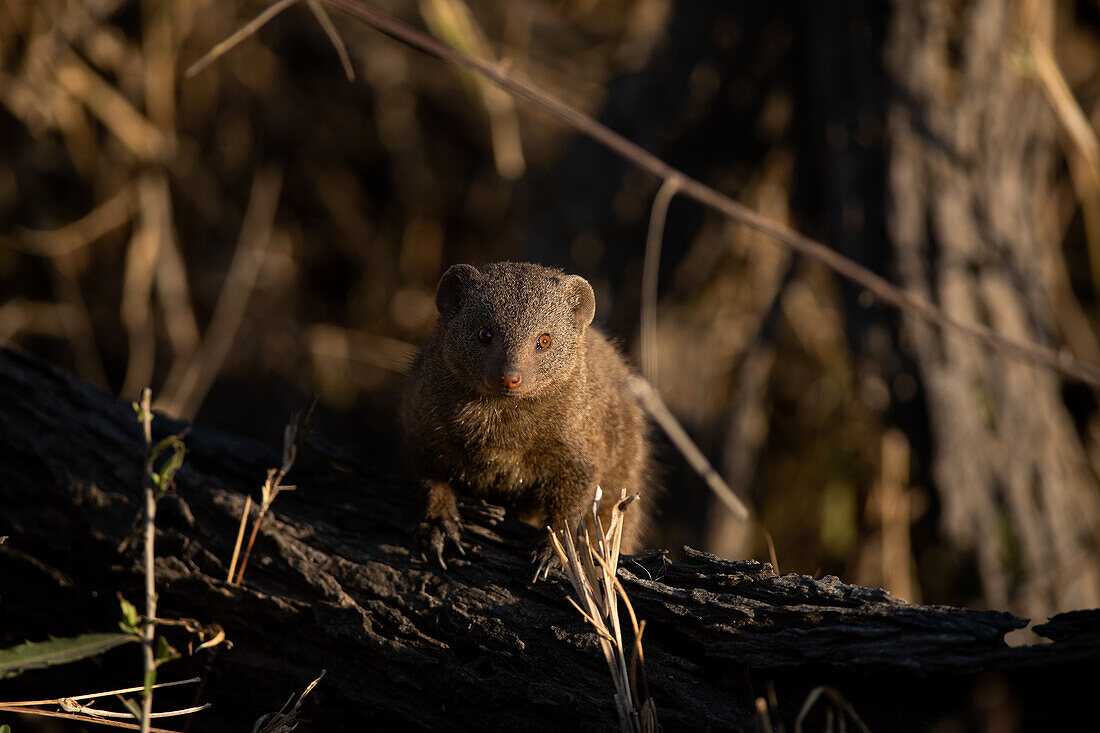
[132,387,188,732]
[548,487,658,733]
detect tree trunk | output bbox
[886,0,1100,616]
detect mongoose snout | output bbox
[499,370,522,389]
[401,261,653,577]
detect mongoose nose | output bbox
[500,371,522,389]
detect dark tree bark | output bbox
[885,0,1100,616]
[0,347,1099,732]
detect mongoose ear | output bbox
[563,275,595,330]
[436,264,479,316]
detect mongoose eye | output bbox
[477,327,493,343]
[537,333,552,350]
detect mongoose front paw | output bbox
[530,539,561,583]
[416,512,465,570]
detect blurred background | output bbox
[4,0,1100,623]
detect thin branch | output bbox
[623,375,750,521]
[138,387,156,733]
[312,0,1100,389]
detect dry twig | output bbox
[623,375,750,521]
[231,400,316,586]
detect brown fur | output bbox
[402,262,652,568]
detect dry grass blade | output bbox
[640,176,681,385]
[158,166,282,420]
[252,669,326,733]
[120,173,171,399]
[548,488,658,733]
[185,0,299,79]
[306,0,356,80]
[0,706,179,732]
[187,0,358,82]
[420,0,525,180]
[2,677,201,707]
[794,686,870,733]
[48,251,110,390]
[14,184,135,257]
[227,494,253,583]
[54,50,173,162]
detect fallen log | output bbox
[0,347,1096,731]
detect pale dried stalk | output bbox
[1029,35,1100,296]
[120,173,170,399]
[640,176,681,386]
[158,166,282,420]
[227,494,253,583]
[15,183,135,256]
[420,0,525,179]
[548,487,657,733]
[54,49,173,161]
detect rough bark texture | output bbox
[0,346,1098,732]
[886,0,1100,616]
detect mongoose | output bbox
[401,262,651,574]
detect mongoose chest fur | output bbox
[401,262,652,571]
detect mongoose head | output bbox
[434,262,596,398]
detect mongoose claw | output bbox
[530,541,560,583]
[416,513,464,571]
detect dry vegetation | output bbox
[4,0,1100,632]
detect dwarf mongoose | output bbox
[402,262,651,575]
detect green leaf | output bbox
[149,436,186,499]
[0,633,137,679]
[119,694,142,720]
[144,666,157,698]
[154,635,179,666]
[119,597,141,634]
[2,724,12,733]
